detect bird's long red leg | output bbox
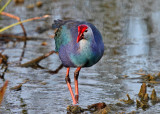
[65,67,77,104]
[74,67,81,103]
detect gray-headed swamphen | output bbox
[52,20,104,104]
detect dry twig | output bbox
[1,12,27,36]
[0,81,8,105]
[20,50,57,68]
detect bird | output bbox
[52,20,104,104]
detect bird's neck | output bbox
[78,38,95,52]
[79,39,89,49]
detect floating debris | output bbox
[150,88,160,105]
[20,51,56,68]
[40,82,47,85]
[10,84,22,91]
[115,102,125,107]
[93,106,110,114]
[88,102,107,111]
[67,105,84,113]
[41,42,48,46]
[157,72,160,78]
[136,99,141,108]
[27,4,34,10]
[66,102,110,113]
[87,102,110,114]
[36,1,43,8]
[120,94,134,105]
[0,54,8,65]
[138,83,146,99]
[151,89,157,101]
[135,73,146,76]
[23,79,30,84]
[0,81,8,105]
[136,72,160,84]
[136,83,150,110]
[36,26,50,33]
[10,79,29,91]
[145,74,156,81]
[139,69,143,72]
[134,69,146,76]
[143,93,149,102]
[136,83,160,110]
[122,75,128,78]
[14,0,24,4]
[0,58,2,64]
[136,99,149,110]
[0,53,8,79]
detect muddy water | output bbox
[1,0,160,113]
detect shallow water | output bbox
[1,0,160,113]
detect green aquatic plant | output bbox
[0,0,12,13]
[0,15,50,33]
[0,0,49,33]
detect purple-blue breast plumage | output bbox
[52,20,104,67]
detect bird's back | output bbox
[53,20,80,52]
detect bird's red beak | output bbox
[77,25,88,43]
[77,33,83,43]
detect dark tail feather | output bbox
[52,20,66,29]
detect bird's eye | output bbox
[84,30,88,32]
